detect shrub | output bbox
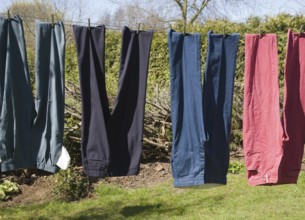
[53,168,90,202]
[228,161,244,174]
[0,180,20,201]
[48,14,305,162]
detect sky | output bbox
[0,0,119,23]
[0,0,304,23]
[234,0,305,21]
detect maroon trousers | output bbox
[243,30,305,186]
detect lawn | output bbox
[1,171,305,219]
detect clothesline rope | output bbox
[0,12,298,36]
[0,12,171,31]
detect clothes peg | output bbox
[223,26,226,38]
[137,23,141,34]
[51,14,54,27]
[299,25,303,35]
[7,10,10,19]
[183,24,186,35]
[88,18,91,30]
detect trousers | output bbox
[203,32,239,184]
[0,16,65,173]
[168,30,205,187]
[0,16,35,171]
[279,30,305,184]
[31,21,66,173]
[73,25,153,177]
[243,34,282,185]
[243,30,305,185]
[168,30,239,187]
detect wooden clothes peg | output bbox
[88,18,91,30]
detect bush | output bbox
[48,14,305,162]
[0,180,20,201]
[53,168,90,202]
[228,161,244,174]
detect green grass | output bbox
[1,172,305,219]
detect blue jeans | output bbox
[168,30,206,187]
[168,30,239,187]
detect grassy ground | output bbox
[1,172,305,219]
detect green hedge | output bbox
[48,13,305,162]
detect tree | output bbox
[4,0,86,45]
[99,3,165,29]
[107,0,256,29]
[8,0,55,40]
[173,0,210,27]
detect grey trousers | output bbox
[0,16,65,173]
[31,20,65,173]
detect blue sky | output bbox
[231,0,304,21]
[0,0,304,23]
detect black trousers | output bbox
[73,25,153,177]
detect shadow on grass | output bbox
[63,204,172,220]
[65,194,226,220]
[120,204,158,217]
[1,187,227,219]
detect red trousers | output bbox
[243,30,305,186]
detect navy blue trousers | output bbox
[73,26,153,177]
[203,31,239,184]
[168,30,239,187]
[168,30,206,187]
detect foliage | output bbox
[60,13,305,163]
[4,13,303,164]
[53,168,90,202]
[26,47,36,91]
[3,172,305,219]
[8,0,61,49]
[228,161,244,174]
[105,30,121,103]
[0,180,20,201]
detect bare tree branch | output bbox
[174,0,184,13]
[143,138,167,148]
[189,0,210,24]
[65,104,82,120]
[295,0,305,7]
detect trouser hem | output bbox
[107,168,140,177]
[0,162,59,173]
[173,177,205,188]
[204,176,227,185]
[83,159,110,177]
[84,169,108,178]
[248,175,297,186]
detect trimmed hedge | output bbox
[35,13,305,163]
